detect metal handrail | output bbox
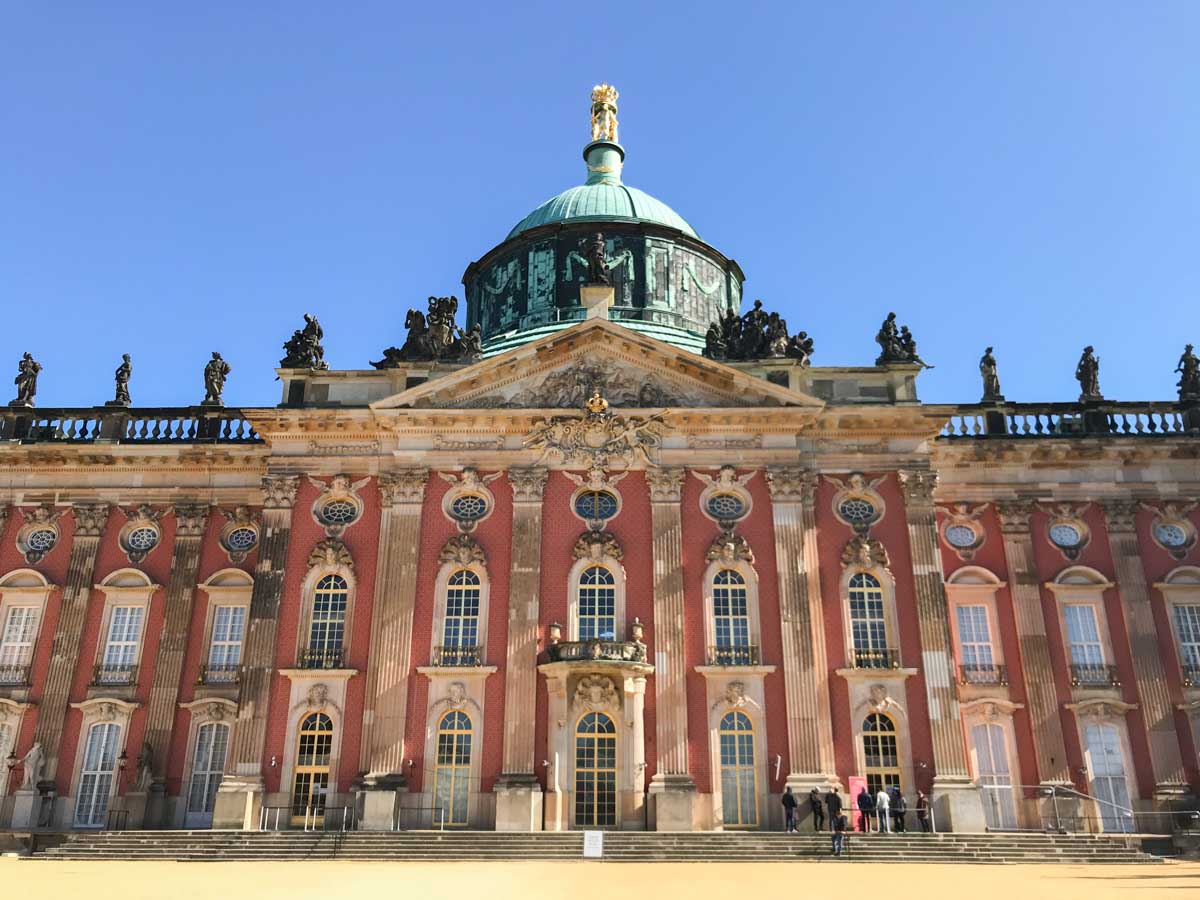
[0,664,32,686]
[852,648,900,669]
[198,662,241,685]
[297,647,344,669]
[431,645,483,667]
[958,664,1008,686]
[91,663,138,686]
[1069,663,1121,687]
[706,645,761,667]
[990,782,1199,834]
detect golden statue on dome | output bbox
[590,83,619,143]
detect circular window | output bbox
[705,493,747,520]
[449,494,489,522]
[1049,523,1083,549]
[1154,522,1190,548]
[320,499,359,525]
[127,526,159,552]
[838,498,877,525]
[574,490,619,522]
[26,529,57,552]
[945,524,978,548]
[226,527,258,552]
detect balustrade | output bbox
[1069,663,1121,687]
[940,401,1196,439]
[546,638,647,664]
[705,645,761,667]
[431,645,483,667]
[958,663,1008,686]
[0,407,259,444]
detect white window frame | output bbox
[946,567,1007,685]
[961,699,1024,830]
[67,697,138,829]
[92,569,160,685]
[1045,567,1118,688]
[197,569,253,683]
[568,556,626,642]
[177,698,237,828]
[1073,710,1137,833]
[1155,567,1200,684]
[0,569,55,685]
[297,562,356,665]
[702,557,761,666]
[430,559,490,665]
[840,566,900,667]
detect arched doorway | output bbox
[718,710,758,827]
[433,710,472,827]
[863,713,901,795]
[185,721,229,828]
[574,712,617,828]
[291,712,333,826]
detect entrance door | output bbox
[185,722,229,828]
[433,711,472,827]
[75,723,121,827]
[718,710,758,827]
[291,713,333,827]
[971,722,1016,829]
[574,712,617,828]
[1083,723,1134,833]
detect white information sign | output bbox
[582,830,604,859]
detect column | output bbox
[995,499,1071,786]
[140,503,209,828]
[765,467,838,791]
[1101,500,1188,797]
[645,467,696,831]
[495,467,548,831]
[213,474,298,830]
[358,469,428,829]
[898,470,985,832]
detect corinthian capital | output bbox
[508,467,549,503]
[765,466,817,503]
[994,498,1038,535]
[645,467,685,503]
[898,469,939,507]
[71,503,110,537]
[379,468,429,505]
[172,503,210,538]
[1100,499,1140,534]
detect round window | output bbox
[838,498,877,525]
[320,499,358,525]
[1049,523,1083,549]
[1154,522,1189,548]
[705,493,747,520]
[226,527,258,552]
[26,529,57,552]
[127,526,159,552]
[945,524,978,548]
[450,494,489,522]
[574,490,619,522]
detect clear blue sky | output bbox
[3,2,1197,408]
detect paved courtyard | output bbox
[5,859,1199,900]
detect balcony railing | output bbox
[939,400,1198,440]
[198,663,242,685]
[0,406,260,445]
[853,648,900,670]
[92,663,138,686]
[1070,663,1121,687]
[958,664,1008,686]
[706,645,761,667]
[432,645,483,667]
[547,639,647,664]
[0,664,32,686]
[297,648,344,670]
[1180,663,1200,688]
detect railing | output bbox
[198,663,241,685]
[546,638,648,664]
[259,805,290,832]
[0,406,261,444]
[91,663,138,686]
[1069,663,1121,687]
[0,664,32,686]
[939,400,1198,439]
[297,648,344,670]
[431,645,483,667]
[706,645,761,667]
[1008,783,1199,836]
[1182,663,1200,688]
[394,805,448,832]
[852,648,900,670]
[958,664,1008,686]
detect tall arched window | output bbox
[1082,722,1134,833]
[291,713,334,825]
[306,575,348,668]
[718,710,757,827]
[971,722,1016,830]
[434,710,472,827]
[575,712,616,827]
[862,713,901,795]
[712,570,751,665]
[578,566,616,641]
[849,573,889,668]
[74,722,121,827]
[186,722,229,827]
[441,571,481,666]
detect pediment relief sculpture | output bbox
[465,358,720,410]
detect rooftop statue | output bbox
[1177,343,1200,401]
[372,296,482,368]
[202,352,231,407]
[702,301,814,366]
[979,347,1002,402]
[875,312,932,368]
[280,313,328,370]
[590,83,619,143]
[110,354,132,407]
[9,352,42,408]
[1075,345,1102,401]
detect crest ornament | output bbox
[841,534,890,570]
[306,684,330,708]
[439,533,487,567]
[307,538,354,572]
[524,392,668,469]
[574,675,619,711]
[572,530,623,562]
[723,681,747,708]
[705,532,755,565]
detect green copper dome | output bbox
[506,141,698,240]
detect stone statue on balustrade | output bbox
[1176,344,1200,401]
[702,300,814,366]
[1075,345,1102,401]
[9,353,41,408]
[979,347,1003,402]
[108,354,132,407]
[280,313,328,370]
[202,352,231,407]
[584,232,611,286]
[875,313,932,368]
[371,296,481,368]
[20,742,44,791]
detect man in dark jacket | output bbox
[856,786,874,833]
[809,787,825,832]
[781,785,799,833]
[825,787,843,833]
[891,786,907,833]
[831,811,848,857]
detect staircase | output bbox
[35,830,1163,863]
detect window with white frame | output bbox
[848,573,890,668]
[98,607,144,684]
[74,722,121,827]
[438,570,481,666]
[1064,604,1104,663]
[956,605,996,683]
[577,566,616,641]
[186,722,229,821]
[304,574,348,668]
[0,606,38,683]
[712,570,752,665]
[1172,605,1200,672]
[1082,722,1134,833]
[971,722,1016,830]
[206,606,246,682]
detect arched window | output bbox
[577,566,616,641]
[848,573,889,668]
[306,575,348,668]
[74,722,121,827]
[186,722,229,827]
[441,571,481,666]
[971,722,1016,830]
[1082,722,1134,833]
[291,713,334,825]
[718,710,757,827]
[862,713,901,795]
[712,570,751,665]
[575,712,617,827]
[434,711,472,827]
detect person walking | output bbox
[825,787,843,833]
[856,786,874,834]
[831,810,848,857]
[891,787,907,833]
[916,791,930,833]
[781,785,799,833]
[875,786,891,833]
[809,787,825,832]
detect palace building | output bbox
[1,85,1199,836]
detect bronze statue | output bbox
[1075,345,1102,400]
[372,296,480,367]
[1177,344,1200,400]
[702,301,813,366]
[584,232,611,285]
[899,326,933,369]
[9,352,41,408]
[202,352,231,406]
[280,313,327,369]
[741,299,769,357]
[875,312,905,364]
[786,331,815,367]
[456,323,483,362]
[979,347,1002,401]
[111,354,132,407]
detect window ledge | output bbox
[0,686,33,704]
[693,665,776,676]
[192,682,240,702]
[416,665,497,678]
[278,668,359,682]
[85,684,139,702]
[835,667,919,681]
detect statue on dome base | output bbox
[584,232,611,286]
[590,84,619,143]
[9,352,42,408]
[702,301,814,366]
[372,296,482,368]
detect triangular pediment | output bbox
[371,318,824,412]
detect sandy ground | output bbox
[6,858,1200,900]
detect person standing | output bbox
[891,787,907,833]
[831,810,848,857]
[916,791,930,833]
[856,786,874,833]
[809,787,825,832]
[875,786,891,833]
[825,787,843,833]
[781,785,798,833]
